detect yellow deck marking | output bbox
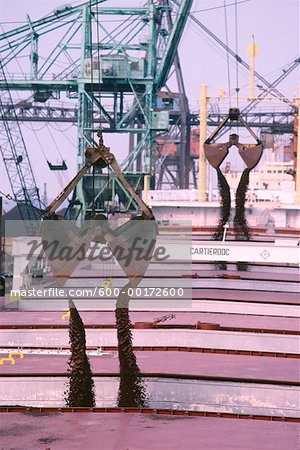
[61,310,71,320]
[0,351,24,365]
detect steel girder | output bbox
[0,0,192,217]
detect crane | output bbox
[0,0,296,201]
[0,60,43,232]
[0,0,192,220]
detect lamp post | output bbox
[198,84,207,202]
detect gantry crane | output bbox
[0,61,43,232]
[0,0,192,220]
[0,0,297,205]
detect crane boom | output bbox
[155,0,193,89]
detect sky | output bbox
[0,0,299,207]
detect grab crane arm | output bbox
[203,108,263,170]
[44,133,154,220]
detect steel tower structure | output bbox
[0,61,43,230]
[0,0,192,219]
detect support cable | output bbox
[89,0,94,113]
[96,0,102,129]
[234,0,239,109]
[173,0,293,106]
[27,122,66,190]
[89,0,97,217]
[46,123,67,163]
[96,0,109,214]
[224,0,231,109]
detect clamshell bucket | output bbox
[238,143,263,170]
[204,143,229,169]
[39,218,95,286]
[104,217,157,287]
[40,216,157,288]
[203,108,263,170]
[41,132,157,288]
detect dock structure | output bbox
[0,227,299,448]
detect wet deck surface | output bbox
[0,412,299,450]
[1,328,298,355]
[0,310,299,332]
[192,270,300,283]
[1,351,299,383]
[192,289,299,304]
[59,268,300,283]
[1,249,299,446]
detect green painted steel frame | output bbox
[0,0,192,218]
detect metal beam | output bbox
[0,0,102,41]
[172,0,294,106]
[1,102,295,133]
[243,58,300,114]
[155,0,193,89]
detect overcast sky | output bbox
[0,0,299,205]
